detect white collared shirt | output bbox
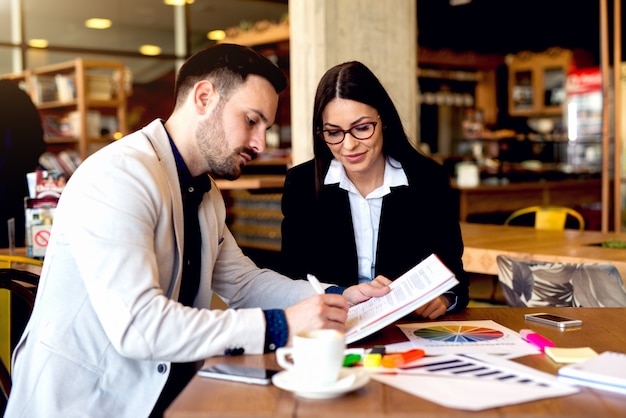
[324,157,408,283]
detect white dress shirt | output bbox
[325,157,408,283]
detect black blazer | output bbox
[279,154,469,313]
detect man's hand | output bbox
[284,294,349,345]
[283,276,391,345]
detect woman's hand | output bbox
[342,275,392,306]
[412,295,449,319]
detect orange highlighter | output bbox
[381,349,426,368]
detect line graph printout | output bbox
[397,320,540,356]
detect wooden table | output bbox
[165,307,626,418]
[214,174,285,190]
[461,222,626,278]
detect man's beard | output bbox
[195,102,256,180]
[207,147,244,180]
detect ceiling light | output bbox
[139,45,162,56]
[207,30,225,41]
[28,39,48,48]
[85,18,112,29]
[164,0,195,5]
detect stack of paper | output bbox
[557,351,626,395]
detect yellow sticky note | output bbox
[544,346,598,363]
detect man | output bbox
[5,44,390,417]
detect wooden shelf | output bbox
[220,21,289,47]
[1,58,128,161]
[214,175,285,191]
[225,190,283,252]
[36,99,78,109]
[44,136,78,144]
[454,178,602,222]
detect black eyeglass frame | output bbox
[317,116,380,145]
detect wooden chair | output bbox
[0,255,41,364]
[496,255,626,307]
[0,268,39,412]
[504,205,585,232]
[0,256,41,413]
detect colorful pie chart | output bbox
[413,325,504,343]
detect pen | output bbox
[307,274,325,295]
[519,329,555,352]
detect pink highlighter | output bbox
[520,329,556,352]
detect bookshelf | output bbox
[1,58,129,161]
[225,190,283,252]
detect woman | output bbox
[279,61,469,318]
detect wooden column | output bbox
[613,0,622,231]
[289,0,417,165]
[600,0,610,232]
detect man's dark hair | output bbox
[174,43,287,106]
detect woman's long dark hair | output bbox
[311,61,418,195]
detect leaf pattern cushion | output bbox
[496,255,626,307]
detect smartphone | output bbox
[524,313,583,328]
[197,363,278,385]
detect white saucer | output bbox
[272,368,370,399]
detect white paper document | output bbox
[558,351,626,395]
[371,353,579,411]
[396,320,540,357]
[345,254,458,344]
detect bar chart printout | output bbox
[372,353,579,410]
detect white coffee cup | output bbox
[275,329,345,386]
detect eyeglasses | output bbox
[318,116,380,145]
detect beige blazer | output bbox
[6,119,314,418]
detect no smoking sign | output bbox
[31,225,52,257]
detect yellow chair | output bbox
[504,205,585,232]
[0,255,43,270]
[0,255,42,382]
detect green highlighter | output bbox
[343,353,362,367]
